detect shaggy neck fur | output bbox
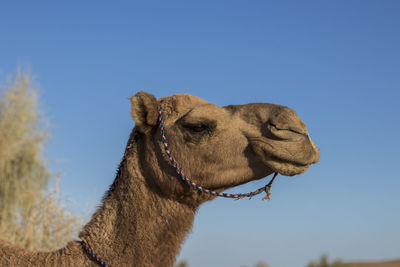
[79,131,198,266]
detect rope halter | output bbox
[158,107,279,200]
[81,106,280,267]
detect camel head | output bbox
[130,91,319,202]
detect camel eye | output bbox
[185,123,208,133]
[179,118,216,137]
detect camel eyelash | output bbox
[179,119,217,135]
[184,123,208,132]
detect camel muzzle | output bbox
[238,103,320,175]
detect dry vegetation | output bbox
[0,71,82,251]
[307,254,350,267]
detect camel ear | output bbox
[130,91,158,132]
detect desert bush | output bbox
[308,254,350,267]
[174,260,188,267]
[255,261,270,267]
[0,71,82,251]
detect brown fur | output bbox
[0,92,319,266]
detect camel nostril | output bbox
[287,127,308,136]
[266,122,307,141]
[268,106,309,136]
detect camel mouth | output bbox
[248,136,319,176]
[262,157,311,176]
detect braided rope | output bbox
[158,107,278,200]
[81,240,110,267]
[81,107,278,266]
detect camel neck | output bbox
[79,137,197,267]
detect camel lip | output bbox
[247,136,318,167]
[247,135,305,144]
[270,155,311,168]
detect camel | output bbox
[0,91,319,267]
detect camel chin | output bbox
[264,159,311,177]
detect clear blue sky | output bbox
[1,1,399,267]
